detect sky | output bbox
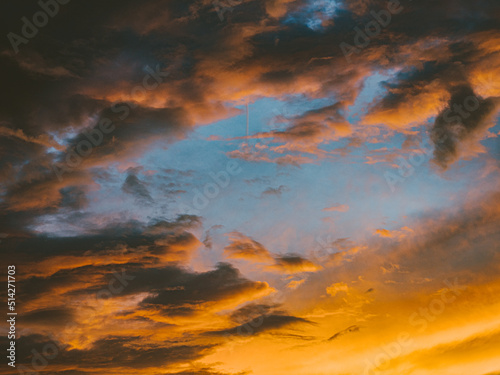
[0,0,500,374]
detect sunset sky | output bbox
[1,0,500,374]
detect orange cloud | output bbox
[323,204,350,212]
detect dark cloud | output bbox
[0,217,203,302]
[224,231,273,261]
[261,185,289,197]
[2,334,213,370]
[229,303,275,323]
[122,173,154,204]
[58,104,193,168]
[9,257,268,320]
[206,314,313,337]
[23,308,75,326]
[271,254,321,273]
[59,186,88,209]
[327,325,361,341]
[431,84,500,169]
[2,215,199,260]
[147,215,201,234]
[140,263,270,315]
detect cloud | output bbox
[375,226,413,239]
[229,303,275,323]
[287,279,306,289]
[0,125,63,150]
[22,308,75,326]
[327,325,360,341]
[430,84,500,169]
[224,231,274,262]
[2,215,202,273]
[323,204,349,212]
[140,263,273,315]
[379,328,500,373]
[206,314,314,337]
[228,103,353,165]
[122,172,154,204]
[224,233,323,274]
[4,334,213,370]
[326,282,349,297]
[261,185,290,197]
[1,169,94,212]
[270,255,322,273]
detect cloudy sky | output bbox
[0,0,500,374]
